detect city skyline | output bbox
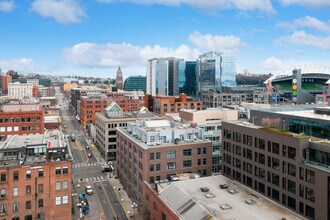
[0,0,330,78]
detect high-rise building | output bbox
[178,61,196,96]
[146,57,183,96]
[8,82,33,99]
[196,51,237,97]
[2,73,12,95]
[115,66,124,90]
[123,76,146,93]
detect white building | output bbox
[8,82,33,99]
[27,78,39,87]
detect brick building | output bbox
[222,120,330,220]
[0,103,44,140]
[144,93,202,114]
[116,120,212,212]
[0,130,72,220]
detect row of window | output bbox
[149,148,207,160]
[0,117,41,124]
[0,200,44,214]
[0,125,41,133]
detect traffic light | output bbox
[292,78,297,103]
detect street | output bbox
[54,86,128,220]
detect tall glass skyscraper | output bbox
[123,76,146,93]
[196,51,237,97]
[178,61,197,96]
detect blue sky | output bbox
[1,0,330,78]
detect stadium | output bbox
[265,64,330,104]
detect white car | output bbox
[85,185,93,195]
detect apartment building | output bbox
[222,120,330,220]
[0,130,72,220]
[145,93,202,114]
[180,108,238,173]
[201,91,246,109]
[116,120,213,211]
[0,103,44,140]
[95,104,161,161]
[8,82,33,99]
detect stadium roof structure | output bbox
[265,64,330,83]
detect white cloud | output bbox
[0,0,15,12]
[188,31,243,53]
[278,16,330,33]
[280,0,330,7]
[97,0,275,13]
[0,58,36,72]
[63,42,200,68]
[261,57,296,73]
[277,31,330,50]
[31,0,86,25]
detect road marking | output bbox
[99,181,117,218]
[87,164,91,166]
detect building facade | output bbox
[201,91,246,108]
[180,108,238,173]
[123,76,146,93]
[222,120,330,220]
[63,83,78,92]
[178,61,196,97]
[0,103,44,140]
[0,131,72,220]
[116,120,213,212]
[146,93,202,114]
[8,82,33,99]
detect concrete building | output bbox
[222,120,330,220]
[8,82,33,99]
[95,104,161,161]
[180,108,238,173]
[63,83,78,92]
[201,91,246,108]
[144,93,202,114]
[1,73,12,95]
[0,103,44,140]
[27,79,39,87]
[178,61,197,97]
[250,107,330,140]
[0,130,72,220]
[116,119,213,211]
[144,175,303,220]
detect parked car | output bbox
[88,153,92,157]
[101,167,112,173]
[200,187,209,192]
[220,184,229,189]
[85,185,93,195]
[85,145,90,150]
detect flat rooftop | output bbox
[157,175,304,220]
[44,115,61,123]
[277,109,330,122]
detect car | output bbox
[220,184,229,189]
[200,187,209,192]
[88,153,92,157]
[101,167,112,173]
[85,185,93,195]
[85,145,90,150]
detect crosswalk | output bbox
[72,163,99,168]
[77,175,107,183]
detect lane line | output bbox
[99,180,118,218]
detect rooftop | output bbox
[277,108,330,122]
[156,175,303,220]
[44,115,61,123]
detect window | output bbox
[38,184,44,194]
[156,164,161,171]
[38,199,44,208]
[156,152,161,159]
[203,158,207,165]
[56,181,61,191]
[197,159,201,165]
[13,202,18,212]
[0,172,6,182]
[183,160,192,167]
[13,187,18,197]
[288,163,296,177]
[288,179,296,194]
[203,148,207,154]
[62,195,69,204]
[150,153,154,160]
[0,204,6,214]
[0,188,6,199]
[167,162,176,170]
[183,149,192,156]
[306,169,315,184]
[25,215,32,220]
[288,146,296,159]
[26,201,31,210]
[62,166,68,174]
[55,196,61,205]
[306,187,315,202]
[166,151,176,159]
[197,148,201,155]
[26,170,31,179]
[13,171,19,181]
[38,169,44,178]
[26,185,31,195]
[272,142,279,154]
[55,167,61,175]
[150,165,154,172]
[62,181,69,190]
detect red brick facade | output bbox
[0,161,72,220]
